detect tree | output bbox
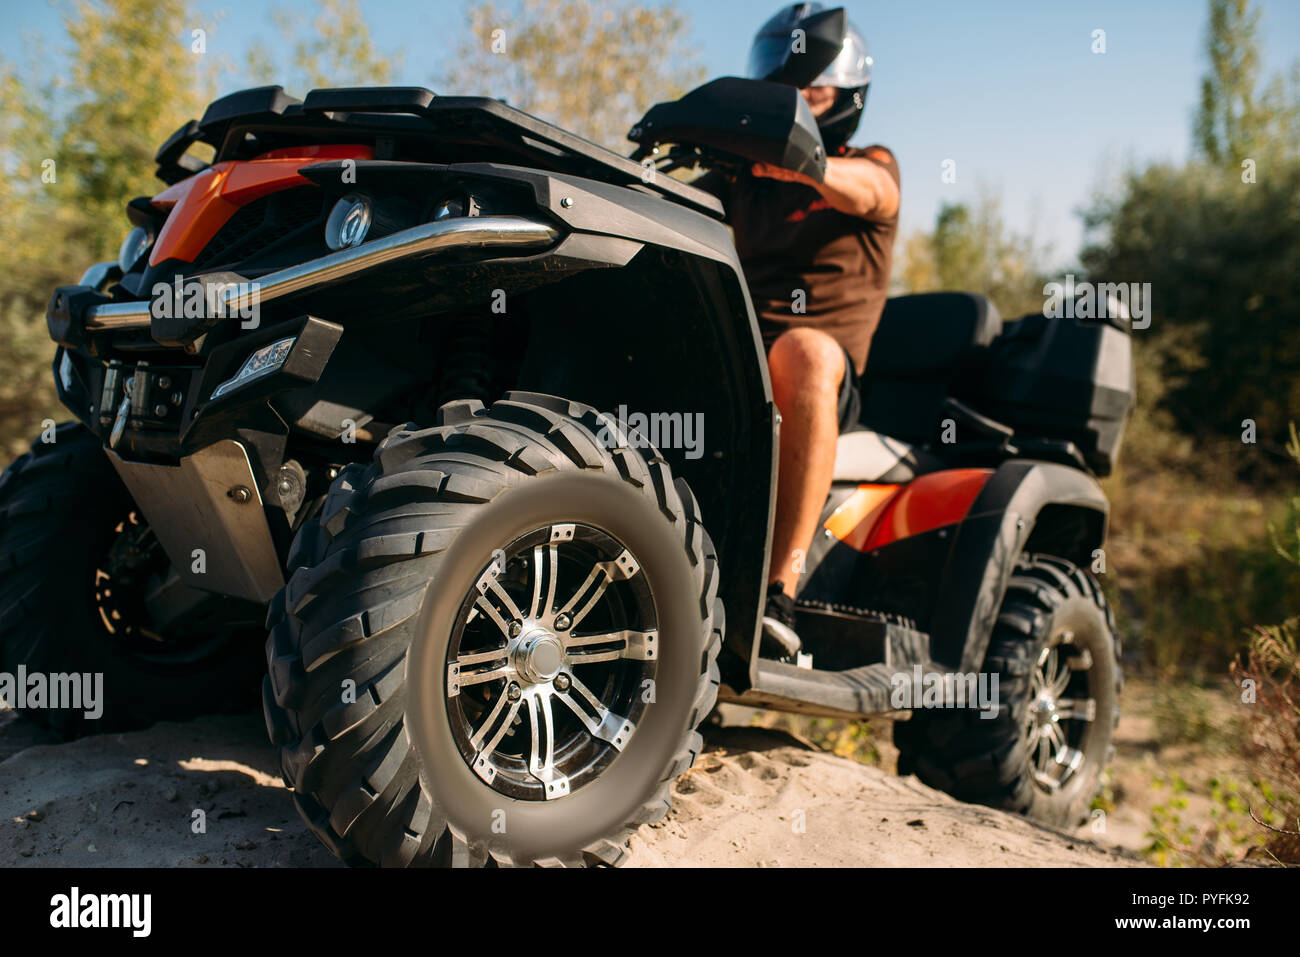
[1194,0,1299,163]
[58,0,215,256]
[0,0,405,456]
[1079,158,1300,468]
[0,0,212,454]
[2,0,210,301]
[448,0,705,150]
[898,193,1052,319]
[1083,0,1300,469]
[248,0,401,91]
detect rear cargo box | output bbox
[969,312,1134,476]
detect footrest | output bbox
[793,604,930,672]
[753,659,906,716]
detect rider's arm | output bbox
[752,149,900,222]
[691,169,732,206]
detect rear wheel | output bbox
[263,393,722,866]
[0,423,265,735]
[894,554,1121,827]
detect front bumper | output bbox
[49,214,560,348]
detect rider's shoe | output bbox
[760,581,802,662]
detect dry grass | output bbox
[1230,620,1300,863]
[1101,458,1294,676]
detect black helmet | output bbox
[746,3,872,149]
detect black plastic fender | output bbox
[927,460,1109,672]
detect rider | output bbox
[699,4,900,660]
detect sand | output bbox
[0,707,1140,868]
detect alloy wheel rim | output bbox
[93,510,253,666]
[444,523,657,801]
[1023,630,1098,794]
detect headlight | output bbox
[325,193,372,250]
[117,225,153,272]
[210,337,297,400]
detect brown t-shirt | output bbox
[700,145,900,375]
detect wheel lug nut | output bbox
[554,613,572,632]
[509,620,523,638]
[507,683,522,701]
[554,673,570,692]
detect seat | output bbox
[857,292,1003,443]
[865,292,1002,377]
[832,428,942,484]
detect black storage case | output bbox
[968,312,1134,476]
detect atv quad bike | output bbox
[1,77,1131,865]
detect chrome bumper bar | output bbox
[84,214,561,332]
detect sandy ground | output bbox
[0,708,338,867]
[0,706,1140,868]
[629,725,1136,867]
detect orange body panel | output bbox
[824,484,903,551]
[147,144,375,267]
[825,468,994,553]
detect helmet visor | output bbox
[747,34,797,82]
[812,30,871,88]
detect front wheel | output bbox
[263,393,722,866]
[0,424,265,735]
[894,554,1122,828]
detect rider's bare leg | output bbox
[766,327,846,599]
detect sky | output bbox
[4,0,1299,265]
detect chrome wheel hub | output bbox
[444,523,657,802]
[1032,694,1059,727]
[512,629,564,684]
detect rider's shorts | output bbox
[836,345,862,435]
